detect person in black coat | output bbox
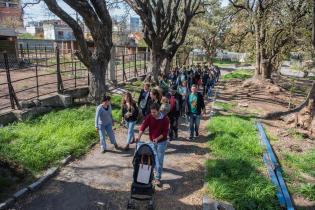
[168,85,182,140]
[137,82,151,117]
[121,92,139,150]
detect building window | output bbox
[57,31,64,39]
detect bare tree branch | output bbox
[43,0,92,67]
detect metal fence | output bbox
[0,47,150,113]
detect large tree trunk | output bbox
[88,59,107,104]
[295,83,315,135]
[312,0,315,49]
[162,57,172,75]
[254,21,261,78]
[151,49,165,83]
[261,59,272,79]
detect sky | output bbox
[23,0,230,24]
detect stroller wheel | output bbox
[127,199,136,209]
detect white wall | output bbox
[25,26,36,35]
[43,24,56,40]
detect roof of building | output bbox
[0,27,16,36]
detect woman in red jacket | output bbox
[136,103,169,187]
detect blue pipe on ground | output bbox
[256,122,295,210]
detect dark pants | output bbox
[202,85,207,96]
[169,115,179,139]
[180,98,186,116]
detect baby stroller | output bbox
[127,142,156,210]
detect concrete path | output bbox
[12,104,213,210]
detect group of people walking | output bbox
[95,63,220,187]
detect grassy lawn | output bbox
[214,101,236,111]
[206,115,279,210]
[212,58,241,68]
[222,69,254,81]
[0,93,124,200]
[0,94,122,174]
[280,150,315,201]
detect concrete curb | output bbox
[13,188,29,200]
[0,154,74,209]
[0,198,14,210]
[61,155,73,165]
[28,167,58,192]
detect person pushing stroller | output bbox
[136,103,169,187]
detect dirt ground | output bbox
[215,77,315,209]
[0,66,88,112]
[10,103,213,210]
[0,65,146,113]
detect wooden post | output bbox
[35,45,38,65]
[56,47,64,93]
[109,46,116,84]
[61,41,64,57]
[134,49,137,78]
[20,44,24,58]
[144,48,148,73]
[74,62,77,88]
[122,54,126,81]
[35,65,39,98]
[44,46,48,66]
[4,52,20,109]
[26,43,30,61]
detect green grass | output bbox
[0,106,97,173]
[222,69,254,81]
[212,58,242,68]
[214,101,235,111]
[206,115,278,210]
[0,94,122,174]
[298,183,315,201]
[282,151,315,177]
[281,150,315,201]
[123,80,144,100]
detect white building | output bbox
[43,22,75,41]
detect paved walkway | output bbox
[13,103,213,210]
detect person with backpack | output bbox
[168,85,181,140]
[95,95,119,153]
[186,85,205,140]
[138,82,151,117]
[136,103,169,187]
[121,92,139,151]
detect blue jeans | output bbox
[207,86,212,99]
[189,114,201,137]
[154,141,168,180]
[126,121,136,144]
[136,141,167,180]
[98,123,116,149]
